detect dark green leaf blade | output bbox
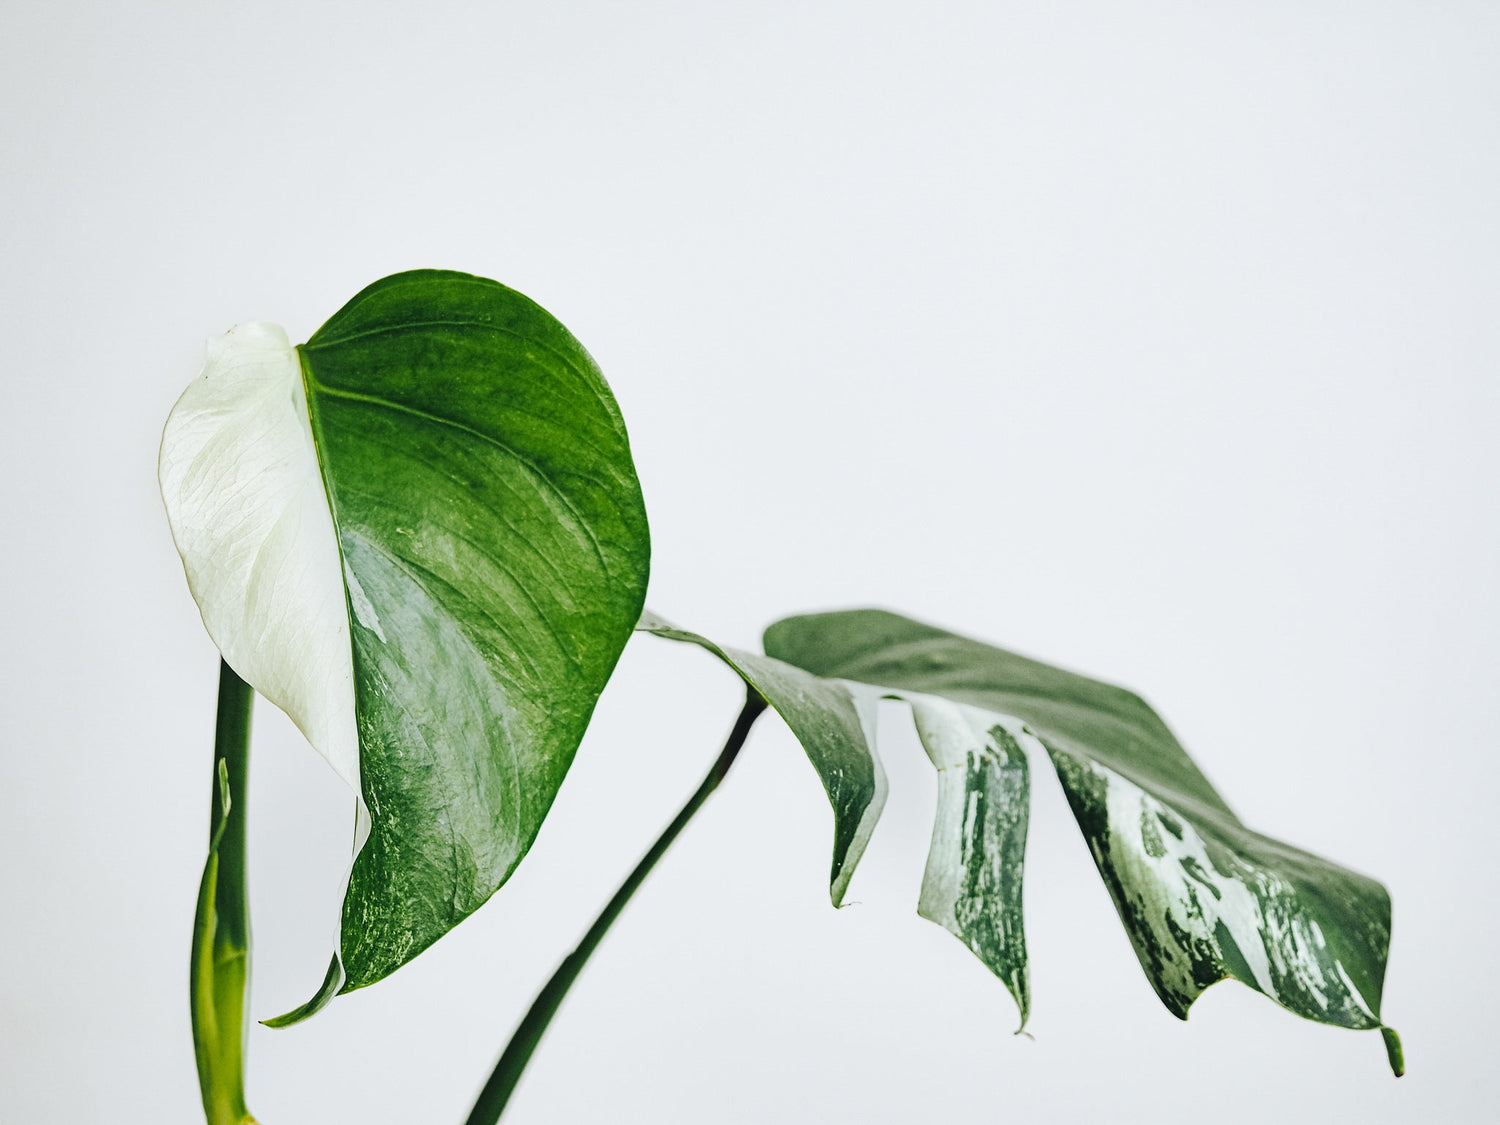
[766,608,1233,818]
[638,613,884,905]
[300,271,650,992]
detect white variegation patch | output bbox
[1060,751,1379,1026]
[907,697,1033,1025]
[160,323,360,793]
[910,699,1020,921]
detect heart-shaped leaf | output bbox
[161,271,650,1016]
[645,609,1400,1071]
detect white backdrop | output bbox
[3,2,1496,1122]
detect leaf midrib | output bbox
[303,316,615,422]
[302,371,610,575]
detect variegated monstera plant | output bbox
[161,271,1402,1125]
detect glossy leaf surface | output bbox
[162,271,650,1008]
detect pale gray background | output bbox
[3,2,1496,1121]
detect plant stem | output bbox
[190,660,257,1125]
[465,687,768,1125]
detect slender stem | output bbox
[465,687,768,1125]
[190,660,258,1125]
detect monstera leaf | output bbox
[161,270,650,1016]
[643,609,1401,1073]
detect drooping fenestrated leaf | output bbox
[648,608,1400,1070]
[161,271,650,1013]
[767,609,1400,1069]
[640,612,1031,1025]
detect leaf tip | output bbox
[829,864,855,909]
[1381,1025,1405,1077]
[262,953,343,1028]
[1011,995,1031,1037]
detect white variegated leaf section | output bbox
[907,697,1033,1026]
[912,698,998,919]
[910,700,1025,920]
[160,323,360,792]
[1055,750,1380,1027]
